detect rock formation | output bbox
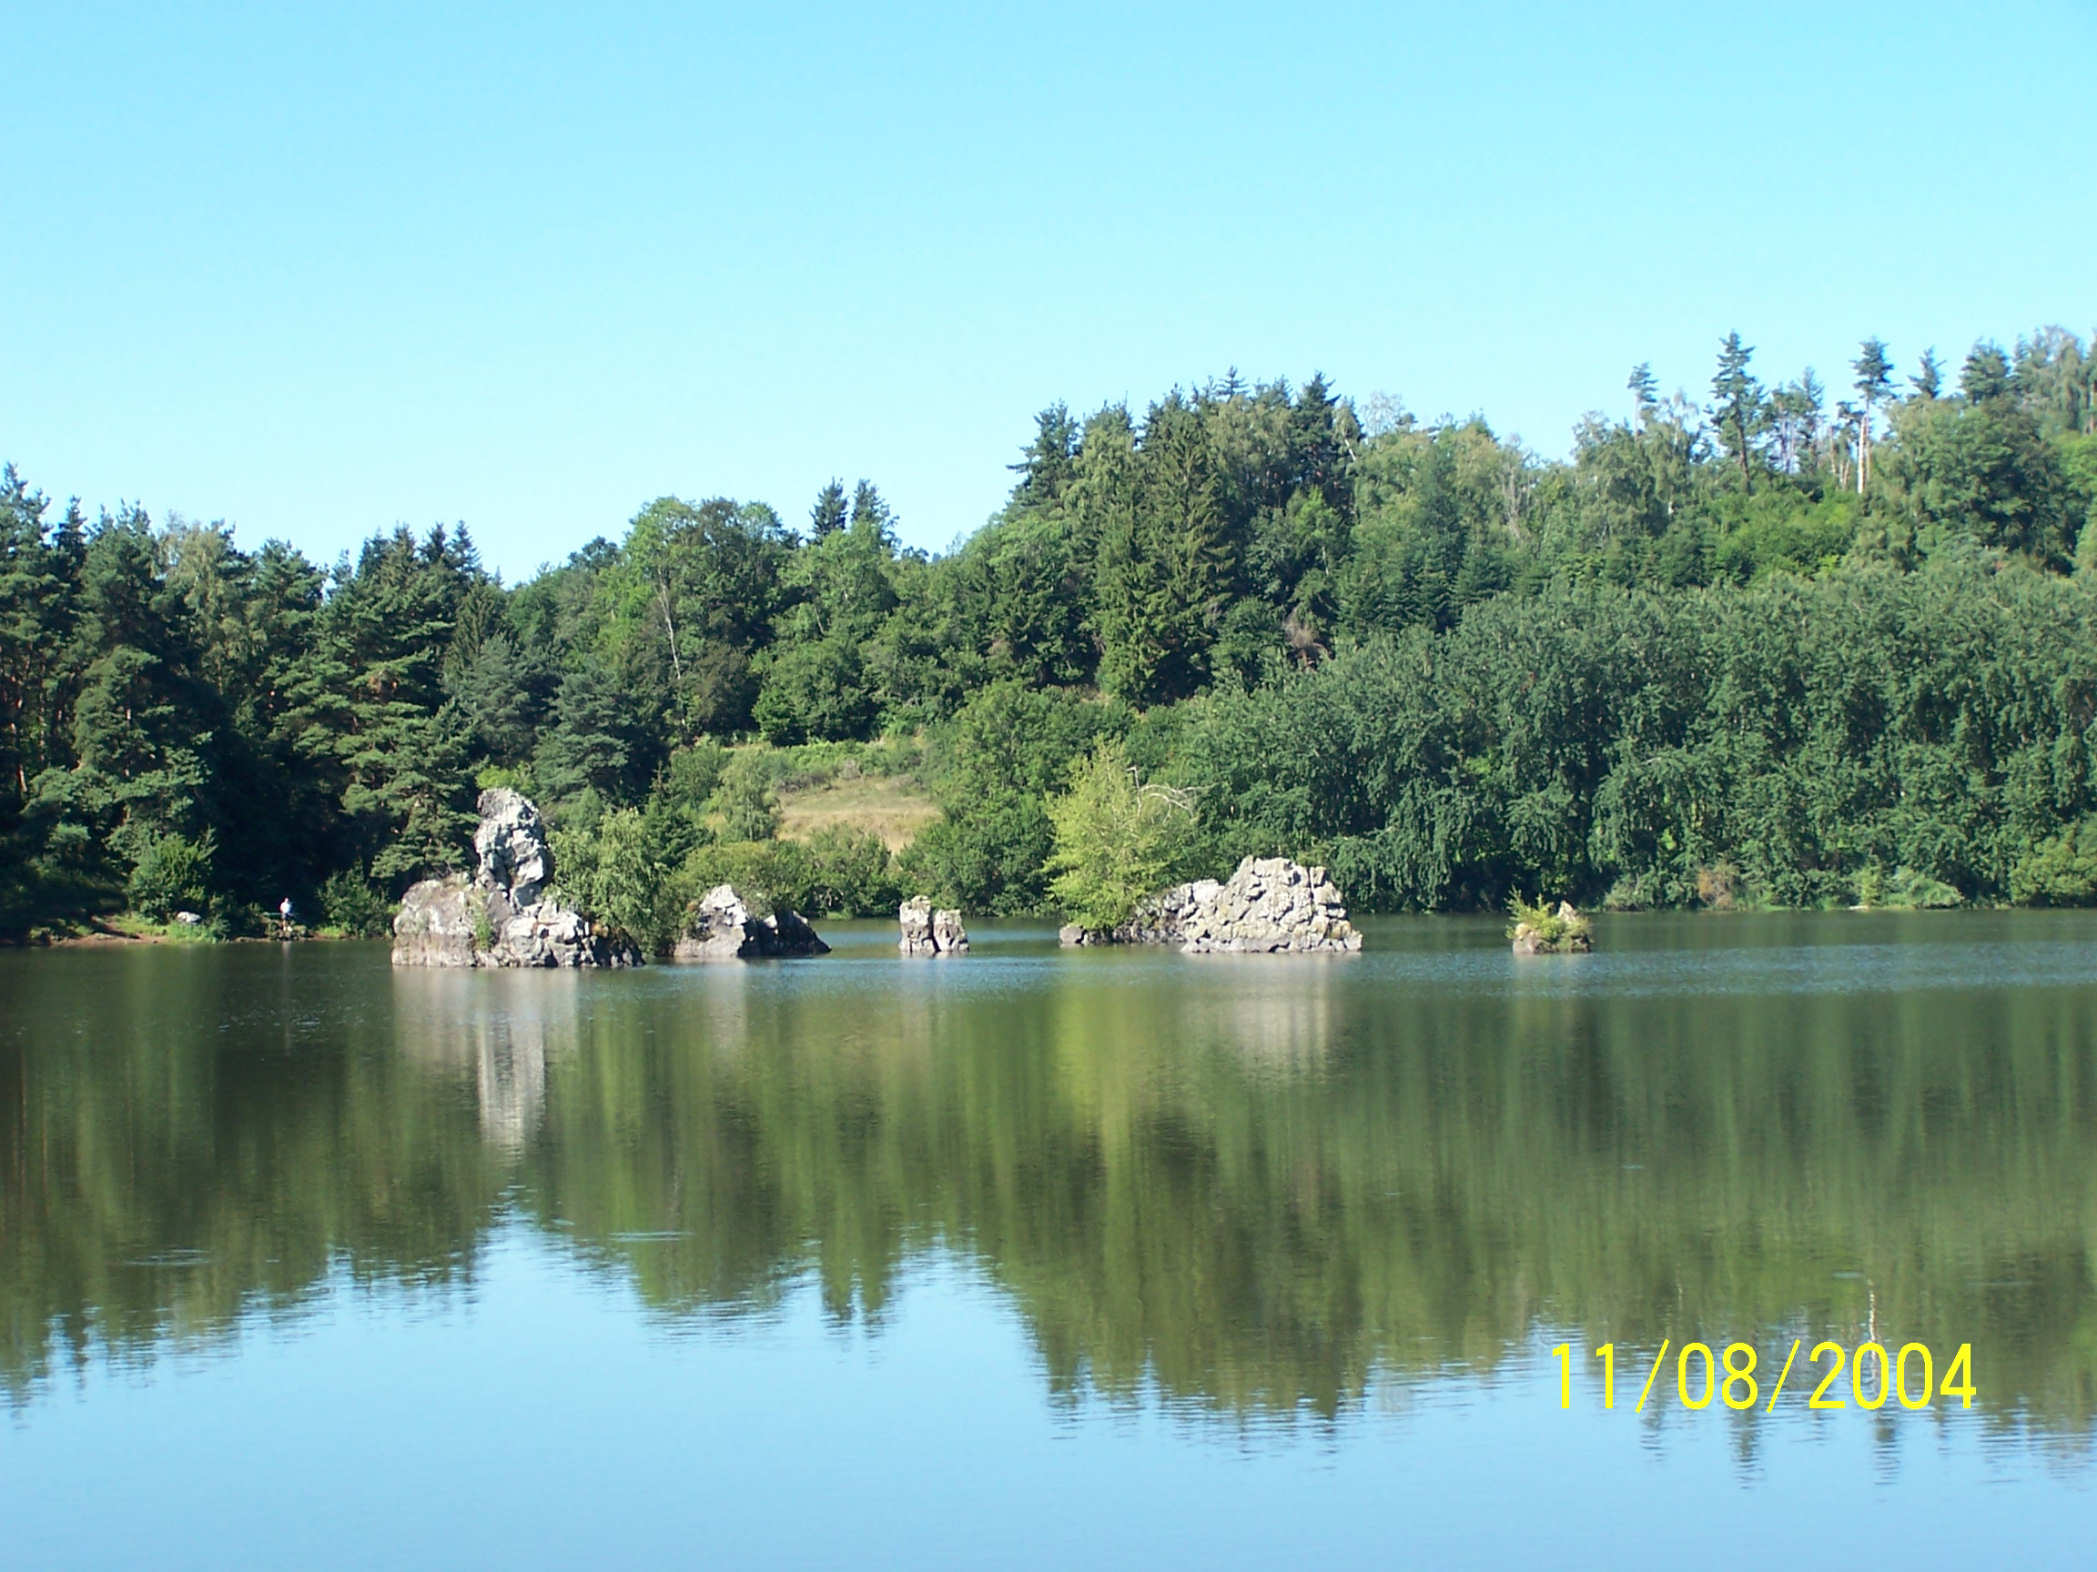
[1058,857,1362,954]
[1510,900,1593,955]
[672,884,830,961]
[392,789,639,968]
[473,788,550,904]
[899,896,969,956]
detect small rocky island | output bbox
[392,789,639,968]
[1060,856,1363,954]
[674,884,830,961]
[1509,899,1593,955]
[898,896,968,956]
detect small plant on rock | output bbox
[1508,893,1592,953]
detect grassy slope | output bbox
[776,774,940,852]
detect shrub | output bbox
[319,869,394,938]
[550,807,677,954]
[125,830,215,922]
[797,825,902,916]
[676,840,801,920]
[712,751,782,842]
[1506,894,1591,946]
[2011,818,2097,906]
[1043,740,1200,930]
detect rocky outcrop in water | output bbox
[672,884,830,961]
[392,789,639,968]
[473,788,551,904]
[1057,857,1362,954]
[1511,901,1593,955]
[1180,857,1363,953]
[1115,878,1223,945]
[899,896,968,956]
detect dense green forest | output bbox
[5,326,2096,940]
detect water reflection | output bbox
[2,914,2095,1452]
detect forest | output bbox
[4,325,2096,942]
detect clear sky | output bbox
[5,1,2092,581]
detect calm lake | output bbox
[3,912,2094,1567]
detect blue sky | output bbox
[4,1,2092,581]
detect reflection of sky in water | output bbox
[6,1232,2091,1571]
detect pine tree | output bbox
[1851,338,1895,492]
[1961,342,2013,403]
[1709,333,1765,490]
[1007,406,1080,508]
[1627,363,1659,425]
[809,479,847,539]
[849,480,894,540]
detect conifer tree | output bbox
[809,479,847,539]
[1852,337,1895,491]
[1709,333,1765,491]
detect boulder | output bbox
[672,884,830,961]
[391,789,638,969]
[899,895,968,956]
[1058,858,1362,954]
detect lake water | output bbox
[3,912,2094,1567]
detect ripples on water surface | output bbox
[3,912,2094,1567]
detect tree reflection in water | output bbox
[2,916,2094,1448]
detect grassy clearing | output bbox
[777,774,941,852]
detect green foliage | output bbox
[903,682,1126,912]
[4,323,2097,933]
[534,659,662,807]
[549,807,676,954]
[124,829,216,922]
[1892,396,2080,565]
[793,826,903,916]
[712,750,782,842]
[318,869,393,937]
[663,739,729,804]
[676,839,801,919]
[2011,819,2097,907]
[753,636,875,744]
[1171,562,2097,913]
[1042,740,1199,929]
[1506,894,1590,945]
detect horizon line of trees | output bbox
[4,321,2096,937]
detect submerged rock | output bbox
[392,789,637,969]
[672,884,830,961]
[899,896,969,956]
[1059,857,1362,954]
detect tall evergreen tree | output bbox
[1852,338,1895,492]
[809,479,847,539]
[1627,363,1659,425]
[1008,405,1080,508]
[1961,342,2013,403]
[1709,333,1765,490]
